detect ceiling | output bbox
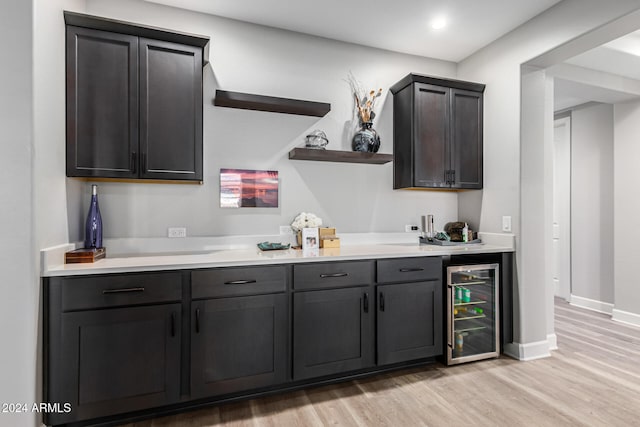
[144,0,563,62]
[555,30,640,110]
[565,30,640,81]
[140,0,640,110]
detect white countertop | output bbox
[41,232,515,277]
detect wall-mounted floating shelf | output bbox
[214,90,331,117]
[288,147,393,165]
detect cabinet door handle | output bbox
[195,308,200,333]
[102,287,145,294]
[170,312,176,337]
[451,170,456,184]
[399,268,424,272]
[379,292,385,312]
[363,292,369,313]
[130,152,137,173]
[142,153,147,173]
[320,273,348,278]
[224,280,257,285]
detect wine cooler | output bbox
[446,263,499,365]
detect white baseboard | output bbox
[503,340,552,361]
[569,295,614,315]
[612,309,640,328]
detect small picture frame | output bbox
[302,227,319,250]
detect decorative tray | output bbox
[419,237,482,246]
[257,242,291,251]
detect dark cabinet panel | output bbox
[293,286,374,380]
[191,265,286,299]
[191,294,288,397]
[377,256,442,284]
[48,304,181,425]
[293,260,374,290]
[139,39,202,181]
[66,26,138,178]
[377,281,443,365]
[391,74,484,190]
[451,89,483,189]
[65,14,207,182]
[414,83,449,188]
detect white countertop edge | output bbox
[41,233,515,277]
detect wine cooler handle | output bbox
[363,292,369,313]
[379,292,385,312]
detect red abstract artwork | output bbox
[220,169,279,208]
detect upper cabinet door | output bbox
[391,74,484,190]
[139,39,203,181]
[413,83,450,188]
[66,26,139,178]
[450,88,483,189]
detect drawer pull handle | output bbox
[102,287,145,294]
[195,309,200,333]
[224,280,257,285]
[320,273,348,278]
[399,268,424,272]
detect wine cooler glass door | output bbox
[447,263,499,364]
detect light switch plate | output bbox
[502,216,512,232]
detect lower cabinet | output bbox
[377,281,442,365]
[293,286,374,380]
[48,303,181,425]
[43,255,471,426]
[190,293,288,397]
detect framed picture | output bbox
[301,227,319,250]
[220,169,279,208]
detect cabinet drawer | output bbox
[191,266,286,299]
[61,272,182,311]
[293,261,374,290]
[376,257,442,284]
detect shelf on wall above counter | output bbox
[288,147,393,165]
[214,90,331,117]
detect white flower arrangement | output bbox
[290,212,323,232]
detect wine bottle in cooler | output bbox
[84,184,103,249]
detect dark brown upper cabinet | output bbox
[65,12,208,182]
[390,74,485,190]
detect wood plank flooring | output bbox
[125,299,640,426]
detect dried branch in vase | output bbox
[346,72,383,124]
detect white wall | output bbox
[570,103,614,305]
[613,100,640,322]
[71,0,460,240]
[0,1,87,425]
[0,1,36,425]
[458,0,640,357]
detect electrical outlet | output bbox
[279,226,294,235]
[405,224,419,232]
[168,227,187,238]
[502,216,512,232]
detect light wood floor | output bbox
[126,299,640,426]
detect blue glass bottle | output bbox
[84,184,103,249]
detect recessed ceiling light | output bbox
[430,16,447,30]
